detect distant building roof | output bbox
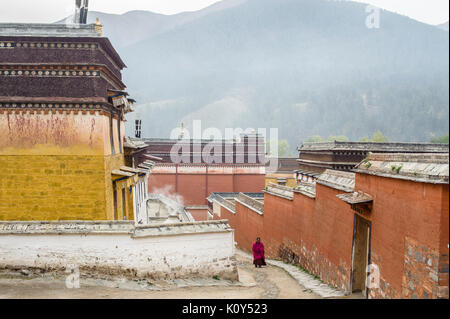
[316,170,355,192]
[0,23,99,37]
[266,157,298,173]
[354,153,449,184]
[123,137,148,150]
[299,141,449,153]
[0,23,126,69]
[296,170,321,178]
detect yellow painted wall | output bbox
[0,112,133,221]
[112,177,135,222]
[265,174,297,188]
[104,153,134,221]
[0,155,107,220]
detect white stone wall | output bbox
[0,221,237,280]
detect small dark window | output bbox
[135,120,142,138]
[122,188,127,220]
[117,118,123,154]
[110,115,115,155]
[113,188,118,220]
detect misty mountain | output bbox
[58,0,248,49]
[76,0,448,148]
[437,21,449,32]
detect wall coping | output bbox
[235,193,264,215]
[209,194,236,214]
[354,152,449,184]
[265,183,294,200]
[0,220,232,237]
[0,23,99,37]
[293,183,316,199]
[299,141,449,152]
[316,170,355,192]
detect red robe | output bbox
[252,242,265,262]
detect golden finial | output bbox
[180,122,185,138]
[95,18,103,36]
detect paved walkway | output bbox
[235,249,347,298]
[0,252,319,299]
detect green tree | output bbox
[278,139,291,157]
[360,136,370,142]
[430,133,449,144]
[327,135,349,142]
[306,135,325,142]
[266,139,293,157]
[371,131,389,142]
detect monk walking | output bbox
[252,237,266,268]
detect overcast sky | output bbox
[0,0,448,25]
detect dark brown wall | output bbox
[0,76,110,98]
[0,37,123,79]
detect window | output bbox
[113,187,118,220]
[117,118,123,154]
[109,115,115,155]
[122,188,127,220]
[135,120,142,138]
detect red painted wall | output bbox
[214,184,354,292]
[187,208,210,221]
[214,203,264,256]
[208,175,234,194]
[356,173,449,298]
[262,186,354,291]
[149,173,264,206]
[148,174,176,193]
[177,175,207,206]
[233,175,265,193]
[212,174,449,298]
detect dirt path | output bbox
[0,253,320,299]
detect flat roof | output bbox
[354,153,449,184]
[0,23,99,37]
[299,141,449,153]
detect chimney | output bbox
[135,114,142,139]
[179,123,185,139]
[74,0,89,24]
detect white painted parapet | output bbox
[0,220,237,281]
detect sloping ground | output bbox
[0,250,320,299]
[235,250,347,298]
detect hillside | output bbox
[437,21,449,32]
[70,0,448,148]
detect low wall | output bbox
[186,206,211,221]
[213,187,355,293]
[213,175,449,298]
[0,220,237,281]
[149,166,265,206]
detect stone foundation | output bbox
[278,240,351,293]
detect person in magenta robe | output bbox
[252,237,266,268]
